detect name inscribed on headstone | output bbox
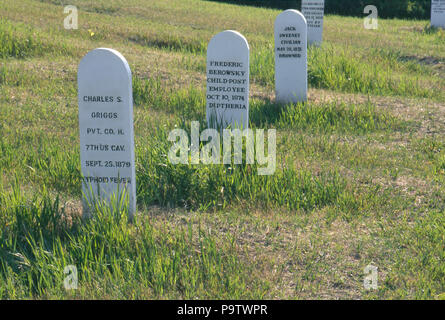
[276,26,304,59]
[206,30,250,130]
[78,48,136,217]
[301,0,325,45]
[431,0,445,28]
[275,10,308,103]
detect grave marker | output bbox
[274,10,308,104]
[206,30,250,130]
[78,48,136,217]
[301,0,325,45]
[431,0,445,28]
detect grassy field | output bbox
[0,0,444,299]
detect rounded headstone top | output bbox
[208,30,250,51]
[275,9,307,26]
[78,48,132,77]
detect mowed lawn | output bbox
[0,0,445,299]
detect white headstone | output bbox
[274,10,308,104]
[78,48,136,217]
[431,0,445,28]
[301,0,325,45]
[206,30,250,130]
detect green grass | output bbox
[0,186,266,299]
[0,18,70,59]
[137,144,351,212]
[0,19,43,59]
[379,209,445,299]
[250,44,443,100]
[0,0,444,299]
[250,99,408,134]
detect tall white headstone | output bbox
[78,48,136,217]
[431,0,445,28]
[206,30,250,130]
[274,10,308,104]
[301,0,325,45]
